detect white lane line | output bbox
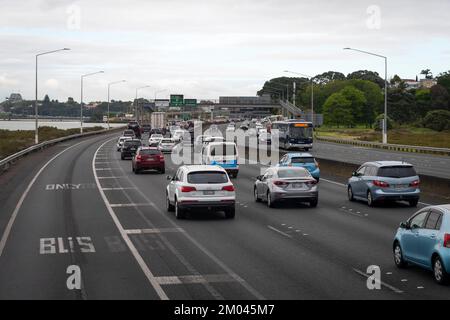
[93,138,169,300]
[102,187,136,191]
[97,176,125,179]
[125,228,185,235]
[95,162,113,164]
[321,178,433,207]
[352,268,404,294]
[109,203,152,208]
[268,225,292,239]
[155,274,238,285]
[0,140,87,257]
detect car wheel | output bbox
[310,198,318,208]
[393,242,407,268]
[175,199,185,219]
[225,207,235,219]
[166,194,174,212]
[433,256,449,285]
[254,188,261,202]
[409,199,419,207]
[134,168,140,175]
[348,186,355,201]
[267,192,275,208]
[121,155,125,160]
[367,191,376,207]
[160,168,165,174]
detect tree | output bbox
[322,92,353,127]
[387,88,417,124]
[437,71,450,93]
[347,70,385,88]
[415,89,432,117]
[312,71,346,85]
[430,84,449,111]
[423,110,450,131]
[420,69,433,79]
[339,86,367,126]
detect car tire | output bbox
[175,199,185,219]
[166,194,175,212]
[267,192,275,208]
[134,168,140,175]
[121,154,125,160]
[310,198,318,208]
[160,168,165,174]
[225,207,235,219]
[254,188,261,202]
[367,191,376,207]
[409,199,419,207]
[433,256,449,285]
[348,186,355,202]
[393,242,408,269]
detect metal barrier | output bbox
[315,135,450,156]
[0,126,126,172]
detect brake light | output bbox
[307,180,318,185]
[181,186,196,193]
[136,155,142,161]
[410,180,420,187]
[222,185,235,192]
[444,234,450,248]
[373,180,390,188]
[159,155,165,161]
[273,180,289,187]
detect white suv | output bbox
[166,165,236,219]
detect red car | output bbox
[132,147,165,174]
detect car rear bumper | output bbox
[121,152,136,158]
[178,200,235,210]
[135,163,164,170]
[373,189,420,201]
[272,191,318,201]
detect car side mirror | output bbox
[167,175,173,181]
[399,222,409,229]
[256,175,263,181]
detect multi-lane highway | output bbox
[0,131,449,300]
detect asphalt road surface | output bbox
[0,132,449,299]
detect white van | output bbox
[202,142,239,178]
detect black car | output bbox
[121,139,142,160]
[142,124,151,133]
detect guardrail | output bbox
[315,135,450,156]
[0,126,126,173]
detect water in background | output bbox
[0,120,125,131]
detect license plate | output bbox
[203,190,215,195]
[394,184,408,189]
[291,183,306,189]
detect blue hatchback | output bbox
[277,153,320,181]
[393,205,450,284]
[348,161,420,207]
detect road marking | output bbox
[352,268,404,294]
[95,168,118,171]
[110,203,152,208]
[93,138,169,300]
[101,187,136,191]
[97,176,125,179]
[268,225,292,239]
[0,140,87,258]
[45,183,97,191]
[125,228,185,235]
[40,237,96,254]
[155,274,238,285]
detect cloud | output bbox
[0,74,19,86]
[44,78,59,89]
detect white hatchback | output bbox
[166,165,236,219]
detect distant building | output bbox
[215,94,279,118]
[420,78,437,89]
[403,78,437,90]
[8,93,22,103]
[404,79,420,90]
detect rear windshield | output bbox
[291,157,315,164]
[161,139,173,143]
[210,144,237,156]
[151,135,163,138]
[124,130,134,135]
[140,149,160,155]
[187,171,228,184]
[277,169,310,178]
[124,141,141,147]
[377,166,417,178]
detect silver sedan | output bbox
[254,167,319,208]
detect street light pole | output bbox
[344,47,388,144]
[81,71,104,133]
[35,48,70,144]
[284,70,314,124]
[135,85,151,123]
[107,80,126,129]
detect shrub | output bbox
[373,114,394,131]
[423,110,450,132]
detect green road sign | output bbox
[184,99,197,107]
[170,94,184,107]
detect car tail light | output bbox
[159,155,165,161]
[373,180,390,188]
[315,161,320,168]
[306,180,318,185]
[181,186,196,193]
[136,155,142,161]
[410,180,420,187]
[444,234,450,248]
[273,180,289,187]
[222,185,235,192]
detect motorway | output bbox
[313,141,450,180]
[0,131,449,299]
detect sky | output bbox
[0,0,449,103]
